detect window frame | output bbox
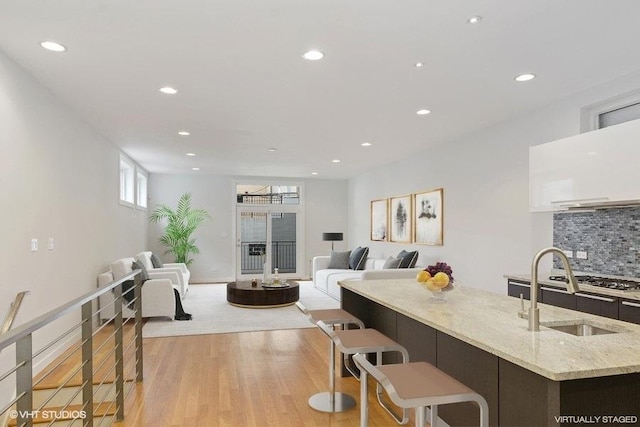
[119,154,135,207]
[580,89,640,132]
[136,167,148,210]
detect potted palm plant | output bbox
[149,193,211,266]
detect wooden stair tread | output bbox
[8,402,117,426]
[33,377,135,391]
[32,323,139,387]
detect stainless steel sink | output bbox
[543,320,620,336]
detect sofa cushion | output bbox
[382,256,402,269]
[349,246,369,270]
[110,257,136,281]
[327,250,351,269]
[397,250,419,268]
[150,253,164,268]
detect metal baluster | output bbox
[134,274,144,383]
[81,301,94,427]
[16,334,33,427]
[113,282,125,421]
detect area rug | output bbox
[141,281,340,338]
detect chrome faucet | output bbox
[526,247,579,331]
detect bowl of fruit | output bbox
[416,262,455,303]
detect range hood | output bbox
[564,199,640,211]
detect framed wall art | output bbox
[413,188,443,245]
[389,195,412,243]
[370,198,388,241]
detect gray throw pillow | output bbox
[397,250,419,268]
[349,246,369,270]
[150,253,164,268]
[382,257,402,269]
[131,260,149,283]
[327,251,351,269]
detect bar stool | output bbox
[353,353,489,427]
[297,303,365,413]
[317,321,411,424]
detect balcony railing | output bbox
[240,241,296,274]
[236,192,299,205]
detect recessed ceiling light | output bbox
[416,109,431,115]
[415,62,424,68]
[192,167,200,171]
[468,16,482,24]
[40,41,66,52]
[361,142,372,147]
[159,86,178,94]
[332,159,341,163]
[178,131,190,136]
[268,148,278,152]
[311,172,318,175]
[186,153,196,157]
[514,73,536,82]
[303,50,324,61]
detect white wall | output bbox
[0,51,147,403]
[148,174,348,281]
[348,70,640,295]
[304,179,349,270]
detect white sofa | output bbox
[312,256,424,300]
[97,257,176,322]
[136,251,190,297]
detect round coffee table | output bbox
[226,281,300,308]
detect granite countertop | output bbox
[504,273,640,301]
[339,278,640,381]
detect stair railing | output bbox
[1,291,30,335]
[0,270,144,427]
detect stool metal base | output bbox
[308,391,356,413]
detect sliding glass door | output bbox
[236,208,301,280]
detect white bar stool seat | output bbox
[297,303,365,413]
[353,353,489,427]
[317,322,411,424]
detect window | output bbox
[119,155,135,205]
[236,184,300,205]
[136,169,148,209]
[581,90,640,132]
[598,102,640,129]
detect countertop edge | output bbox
[340,279,640,381]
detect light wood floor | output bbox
[114,327,415,427]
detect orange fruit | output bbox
[416,270,432,283]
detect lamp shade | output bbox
[322,232,343,242]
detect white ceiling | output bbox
[2,0,640,179]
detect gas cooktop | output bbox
[548,275,640,291]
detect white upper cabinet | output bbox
[529,118,640,212]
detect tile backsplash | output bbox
[553,207,640,278]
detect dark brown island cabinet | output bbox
[342,283,640,427]
[508,279,640,324]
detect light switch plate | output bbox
[563,250,573,258]
[576,251,588,260]
[31,238,38,252]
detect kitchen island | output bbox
[340,278,640,426]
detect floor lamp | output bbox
[322,232,343,251]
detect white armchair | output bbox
[97,257,176,322]
[136,251,190,297]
